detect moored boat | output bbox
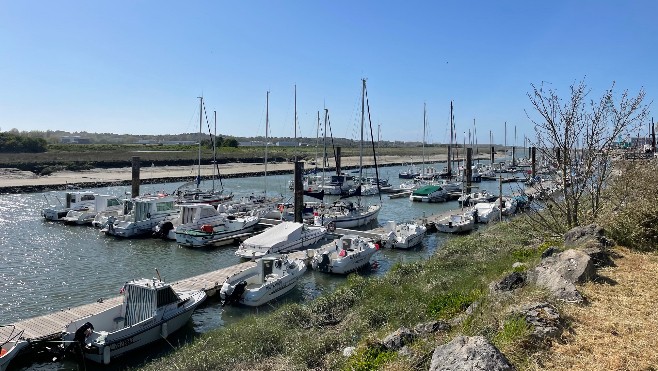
[62,278,205,365]
[174,214,259,248]
[382,221,427,249]
[409,185,447,202]
[235,221,326,259]
[62,194,123,225]
[435,212,476,234]
[220,255,306,307]
[0,326,28,371]
[42,191,97,222]
[102,195,179,238]
[310,235,379,274]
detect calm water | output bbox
[1,163,526,370]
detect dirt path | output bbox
[541,247,658,370]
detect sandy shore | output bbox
[0,154,462,192]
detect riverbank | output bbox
[0,153,484,194]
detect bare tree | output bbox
[525,79,650,233]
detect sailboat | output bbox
[177,97,233,206]
[316,79,381,229]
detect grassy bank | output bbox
[137,217,550,371]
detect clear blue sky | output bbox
[1,1,655,144]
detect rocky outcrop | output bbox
[381,327,415,351]
[494,272,527,292]
[527,248,593,303]
[563,224,612,248]
[513,302,563,343]
[414,320,450,335]
[429,336,515,371]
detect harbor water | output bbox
[0,163,527,370]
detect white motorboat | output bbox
[435,213,476,234]
[458,190,497,206]
[310,235,379,274]
[62,194,123,225]
[472,202,501,223]
[42,191,97,222]
[0,326,28,371]
[174,214,259,248]
[409,185,447,202]
[92,198,131,228]
[102,195,179,238]
[220,255,306,307]
[153,203,227,240]
[235,221,326,259]
[315,201,381,229]
[62,278,205,365]
[382,221,427,249]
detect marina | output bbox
[0,162,534,370]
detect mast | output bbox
[422,102,426,177]
[323,108,328,188]
[315,111,320,174]
[197,96,203,188]
[212,110,217,191]
[294,84,297,141]
[264,91,269,196]
[448,101,453,177]
[359,79,365,207]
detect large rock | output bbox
[381,327,415,351]
[564,224,612,248]
[494,272,527,292]
[527,248,595,303]
[514,302,562,342]
[429,336,515,371]
[414,320,450,335]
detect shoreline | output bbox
[0,154,486,194]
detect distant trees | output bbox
[526,79,650,233]
[0,131,48,153]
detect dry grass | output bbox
[538,247,658,370]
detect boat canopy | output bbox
[123,279,180,326]
[241,222,303,249]
[412,185,442,196]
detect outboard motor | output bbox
[222,281,248,306]
[317,252,331,272]
[153,221,174,239]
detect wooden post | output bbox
[512,146,516,166]
[490,146,494,164]
[466,148,472,194]
[294,161,304,223]
[499,174,503,222]
[335,146,341,175]
[131,156,140,197]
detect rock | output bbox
[398,345,414,358]
[514,302,562,342]
[541,246,558,258]
[382,327,415,351]
[342,346,356,357]
[429,336,515,371]
[564,224,612,248]
[413,320,450,335]
[512,262,526,269]
[494,272,527,291]
[527,248,595,303]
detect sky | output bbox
[1,1,656,144]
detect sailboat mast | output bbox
[213,110,217,191]
[359,79,365,207]
[197,96,203,188]
[294,84,297,140]
[448,101,453,177]
[323,109,328,188]
[315,111,320,174]
[422,102,426,177]
[265,91,269,196]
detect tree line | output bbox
[0,131,48,153]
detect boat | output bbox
[0,325,28,371]
[102,195,180,238]
[409,185,447,202]
[435,212,476,234]
[62,194,123,225]
[174,214,259,248]
[310,235,379,274]
[62,277,206,365]
[220,255,306,307]
[235,221,326,259]
[42,191,97,222]
[457,190,497,207]
[314,79,382,228]
[382,221,427,249]
[472,202,501,223]
[388,190,412,199]
[177,97,233,206]
[398,162,420,179]
[153,203,228,240]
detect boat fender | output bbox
[103,346,111,365]
[161,322,168,338]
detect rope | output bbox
[364,82,382,203]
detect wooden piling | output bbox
[131,156,140,196]
[294,161,304,223]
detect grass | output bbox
[135,217,549,371]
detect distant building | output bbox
[275,141,299,147]
[60,136,91,144]
[239,141,266,147]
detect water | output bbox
[0,163,526,370]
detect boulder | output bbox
[382,327,415,351]
[429,336,515,371]
[563,224,612,248]
[527,248,595,303]
[414,320,450,335]
[494,272,527,291]
[514,302,562,342]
